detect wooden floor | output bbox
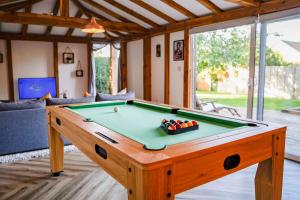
[0,151,299,200]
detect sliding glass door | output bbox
[193,24,256,118]
[257,16,300,161]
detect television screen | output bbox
[18,77,57,99]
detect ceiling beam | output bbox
[161,0,197,19]
[21,4,31,35]
[0,11,147,33]
[82,0,130,22]
[124,0,300,41]
[196,0,222,14]
[45,0,59,35]
[104,0,160,28]
[129,0,177,23]
[224,0,260,7]
[0,32,110,43]
[60,0,69,17]
[65,9,83,37]
[0,0,42,12]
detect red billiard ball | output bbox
[176,120,182,124]
[175,123,181,129]
[162,119,168,123]
[192,120,198,126]
[187,121,193,127]
[168,125,176,131]
[181,123,188,128]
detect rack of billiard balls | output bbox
[160,119,199,135]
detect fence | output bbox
[196,66,300,99]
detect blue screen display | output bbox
[18,77,57,99]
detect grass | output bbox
[196,91,300,111]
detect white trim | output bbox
[189,17,256,34]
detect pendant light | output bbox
[81,17,105,33]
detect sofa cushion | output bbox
[0,100,46,111]
[96,91,135,102]
[118,88,127,95]
[46,96,95,106]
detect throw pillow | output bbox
[83,91,91,97]
[118,88,127,95]
[46,96,95,106]
[41,92,52,100]
[96,91,135,102]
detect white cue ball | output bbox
[114,107,119,112]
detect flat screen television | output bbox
[18,77,57,99]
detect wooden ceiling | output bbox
[0,0,299,43]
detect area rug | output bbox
[0,145,78,164]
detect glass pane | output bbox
[194,25,252,118]
[94,45,111,94]
[263,17,300,159]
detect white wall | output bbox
[170,31,184,107]
[126,31,185,106]
[0,40,89,100]
[127,40,144,99]
[11,41,54,100]
[0,40,9,100]
[151,35,165,103]
[58,43,88,98]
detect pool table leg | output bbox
[48,126,64,176]
[255,132,285,200]
[127,164,174,200]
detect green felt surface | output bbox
[66,101,248,150]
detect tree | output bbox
[95,57,110,94]
[196,26,295,90]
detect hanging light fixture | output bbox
[81,17,105,33]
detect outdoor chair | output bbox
[195,96,241,117]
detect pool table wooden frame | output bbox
[47,100,286,200]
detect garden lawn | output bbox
[196,91,300,111]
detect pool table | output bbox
[47,100,286,200]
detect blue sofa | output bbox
[0,108,49,156]
[0,100,73,156]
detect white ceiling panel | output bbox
[143,0,188,21]
[82,14,89,19]
[31,0,53,14]
[106,31,119,37]
[92,33,106,38]
[16,8,25,12]
[51,27,69,35]
[27,25,46,34]
[112,0,168,25]
[1,23,22,33]
[173,0,212,16]
[80,1,120,22]
[210,0,240,10]
[69,1,79,17]
[72,28,88,37]
[119,31,129,35]
[88,0,152,28]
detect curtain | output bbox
[112,41,121,92]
